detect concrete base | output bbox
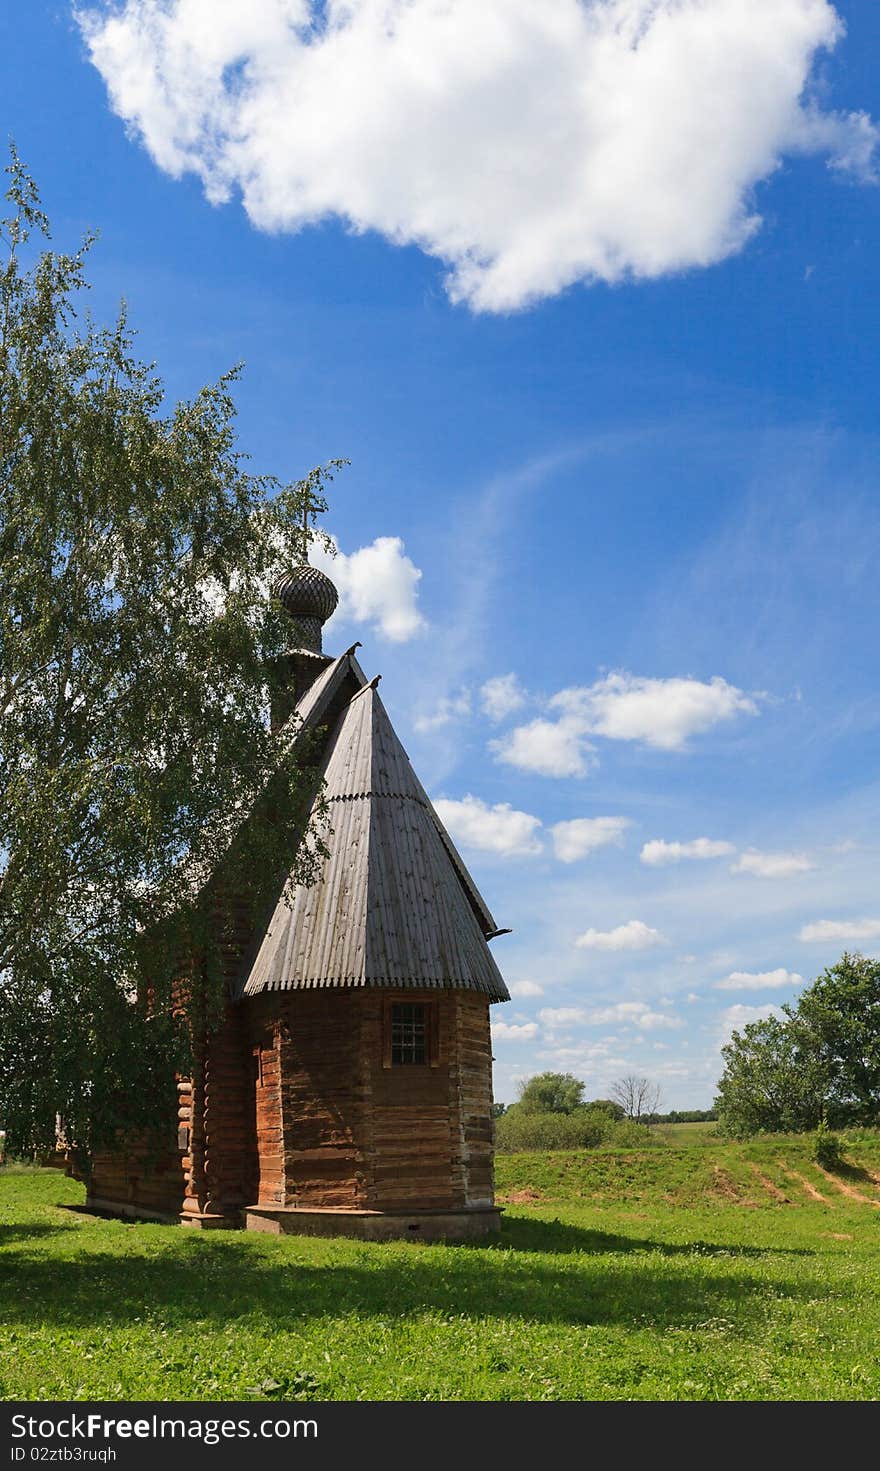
[244,1205,503,1241]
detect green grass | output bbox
[2,1133,880,1401]
[652,1120,719,1146]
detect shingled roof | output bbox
[239,677,509,1001]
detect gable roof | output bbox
[239,681,509,1001]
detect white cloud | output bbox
[79,1,876,313]
[799,917,880,943]
[714,968,803,991]
[313,535,424,642]
[494,671,756,774]
[413,689,471,733]
[507,979,545,998]
[552,673,757,751]
[731,849,815,878]
[551,816,631,863]
[719,1002,784,1043]
[432,793,542,857]
[480,673,526,722]
[539,1001,680,1030]
[686,992,703,1003]
[538,1007,592,1029]
[574,919,666,951]
[640,836,735,865]
[491,715,595,778]
[491,1020,539,1042]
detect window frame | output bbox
[382,998,439,1069]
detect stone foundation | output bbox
[244,1205,503,1241]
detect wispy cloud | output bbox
[731,849,815,878]
[413,690,471,733]
[539,1002,681,1031]
[641,837,735,866]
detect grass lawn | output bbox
[2,1132,880,1402]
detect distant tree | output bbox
[793,953,880,1125]
[714,1015,828,1137]
[516,1072,585,1114]
[0,149,340,1164]
[652,1109,717,1123]
[610,1075,662,1122]
[714,953,880,1137]
[588,1098,626,1121]
[491,1102,507,1119]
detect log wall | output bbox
[79,986,498,1223]
[244,986,496,1213]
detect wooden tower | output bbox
[83,558,510,1239]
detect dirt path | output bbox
[712,1165,752,1204]
[778,1160,829,1203]
[815,1165,880,1208]
[747,1163,789,1202]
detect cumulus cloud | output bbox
[480,673,527,722]
[551,816,631,863]
[494,671,756,773]
[78,1,876,313]
[491,1020,539,1042]
[552,673,758,752]
[491,715,596,778]
[731,849,815,878]
[640,836,734,866]
[540,1001,680,1030]
[413,689,471,733]
[574,919,665,951]
[714,968,803,991]
[432,793,542,857]
[719,1002,784,1043]
[507,979,545,998]
[799,917,880,942]
[313,534,423,642]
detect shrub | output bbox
[587,1099,626,1121]
[813,1116,844,1170]
[606,1119,664,1149]
[494,1105,613,1153]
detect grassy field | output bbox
[2,1130,880,1402]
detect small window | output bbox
[391,1002,428,1066]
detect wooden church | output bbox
[81,556,511,1239]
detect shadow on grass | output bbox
[492,1215,814,1258]
[0,1222,77,1244]
[0,1220,826,1338]
[832,1161,880,1189]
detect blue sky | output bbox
[4,1,880,1106]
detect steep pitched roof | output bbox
[239,681,509,1001]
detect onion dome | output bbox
[273,563,339,655]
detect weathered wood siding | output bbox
[79,987,496,1222]
[243,986,496,1213]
